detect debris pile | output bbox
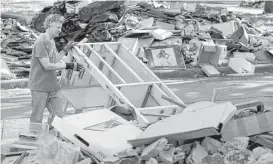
[2,101,273,164]
[1,0,273,80]
[1,18,38,78]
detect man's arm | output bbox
[39,57,66,70]
[39,57,83,71]
[56,50,67,62]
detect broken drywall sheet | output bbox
[52,109,143,161]
[128,102,236,147]
[228,58,255,74]
[222,111,273,141]
[200,21,237,37]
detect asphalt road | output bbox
[1,77,273,120]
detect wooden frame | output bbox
[59,42,186,124]
[145,45,186,69]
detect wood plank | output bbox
[85,45,126,84]
[104,44,144,82]
[117,44,159,82]
[138,105,182,123]
[70,47,149,123]
[157,83,186,105]
[161,95,187,108]
[115,81,161,87]
[111,56,140,83]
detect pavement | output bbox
[2,75,273,120]
[1,64,273,89]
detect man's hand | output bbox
[65,62,84,71]
[63,41,78,53]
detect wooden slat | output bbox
[85,45,126,84]
[103,44,144,82]
[157,83,186,106]
[115,81,161,87]
[118,44,159,82]
[137,105,179,111]
[138,105,182,123]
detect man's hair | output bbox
[44,14,65,29]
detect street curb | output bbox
[1,64,273,90]
[154,64,273,79]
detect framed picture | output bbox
[145,45,186,69]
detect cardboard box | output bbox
[197,42,227,67]
[222,111,273,141]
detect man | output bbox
[28,14,82,128]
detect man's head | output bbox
[44,14,65,38]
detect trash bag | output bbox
[30,1,66,32]
[61,19,82,35]
[91,12,119,24]
[79,1,125,23]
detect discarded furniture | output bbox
[59,42,187,125]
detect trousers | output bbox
[30,90,64,126]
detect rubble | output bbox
[201,137,223,155]
[141,137,168,160]
[252,147,270,160]
[224,149,255,164]
[2,0,273,163]
[1,0,273,80]
[186,142,208,164]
